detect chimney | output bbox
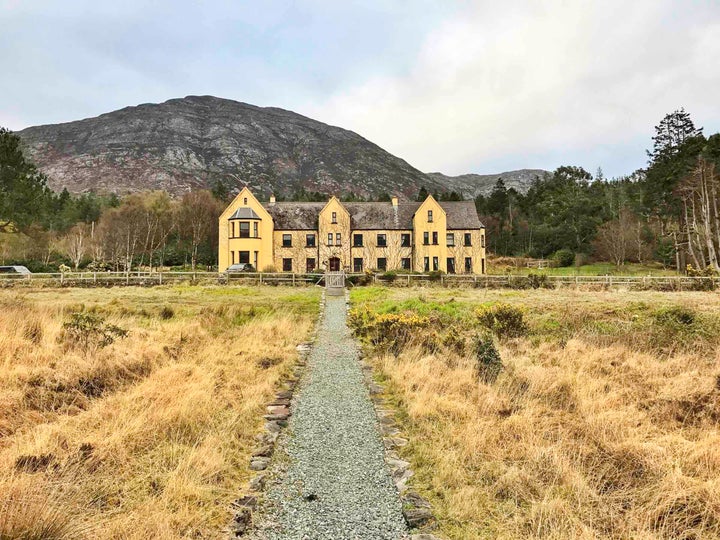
[269,194,276,205]
[391,196,398,208]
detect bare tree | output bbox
[178,190,223,270]
[60,223,90,270]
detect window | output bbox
[446,233,455,246]
[432,231,438,245]
[335,232,341,245]
[447,257,456,274]
[231,251,235,264]
[353,234,364,247]
[424,257,430,272]
[433,256,439,271]
[401,257,411,270]
[377,258,387,271]
[253,222,258,238]
[231,221,236,238]
[240,222,250,238]
[465,257,472,273]
[243,197,247,205]
[464,232,472,246]
[331,211,337,224]
[423,232,429,245]
[401,233,411,247]
[306,258,316,272]
[239,251,250,264]
[481,234,485,248]
[482,258,486,274]
[353,258,363,272]
[327,233,333,246]
[428,210,433,222]
[306,234,316,247]
[377,234,387,247]
[282,258,293,272]
[282,233,292,247]
[254,251,258,268]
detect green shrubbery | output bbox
[553,249,575,267]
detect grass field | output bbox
[487,261,679,277]
[350,286,720,539]
[0,285,320,539]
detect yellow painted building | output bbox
[218,187,486,274]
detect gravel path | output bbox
[252,294,408,540]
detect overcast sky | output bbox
[1,0,719,178]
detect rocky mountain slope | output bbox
[427,169,549,198]
[18,95,546,198]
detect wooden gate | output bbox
[325,271,345,295]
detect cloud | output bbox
[307,0,720,177]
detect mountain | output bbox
[17,95,546,199]
[427,169,549,198]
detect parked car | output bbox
[0,265,31,275]
[225,263,255,273]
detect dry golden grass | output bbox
[0,285,320,539]
[352,287,720,539]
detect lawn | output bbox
[350,286,720,539]
[0,285,320,539]
[488,261,680,276]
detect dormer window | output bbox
[332,211,337,224]
[428,210,433,222]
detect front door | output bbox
[329,257,341,272]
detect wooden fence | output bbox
[0,271,718,291]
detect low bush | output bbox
[526,273,551,289]
[476,303,528,338]
[158,305,175,320]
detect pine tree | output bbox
[647,108,703,165]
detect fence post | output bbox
[93,272,97,284]
[159,272,163,285]
[60,273,64,286]
[292,273,296,286]
[260,273,263,285]
[407,275,410,286]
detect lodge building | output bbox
[218,187,486,274]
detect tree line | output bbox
[472,109,720,272]
[1,127,224,271]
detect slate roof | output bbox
[228,207,261,220]
[262,200,484,230]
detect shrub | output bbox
[380,271,397,282]
[261,265,277,273]
[428,270,444,281]
[159,306,175,320]
[473,333,503,383]
[476,303,528,338]
[61,312,128,350]
[553,249,575,267]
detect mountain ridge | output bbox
[17,95,546,199]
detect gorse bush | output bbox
[349,306,429,351]
[61,312,128,349]
[476,303,528,338]
[473,333,503,383]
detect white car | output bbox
[0,265,31,275]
